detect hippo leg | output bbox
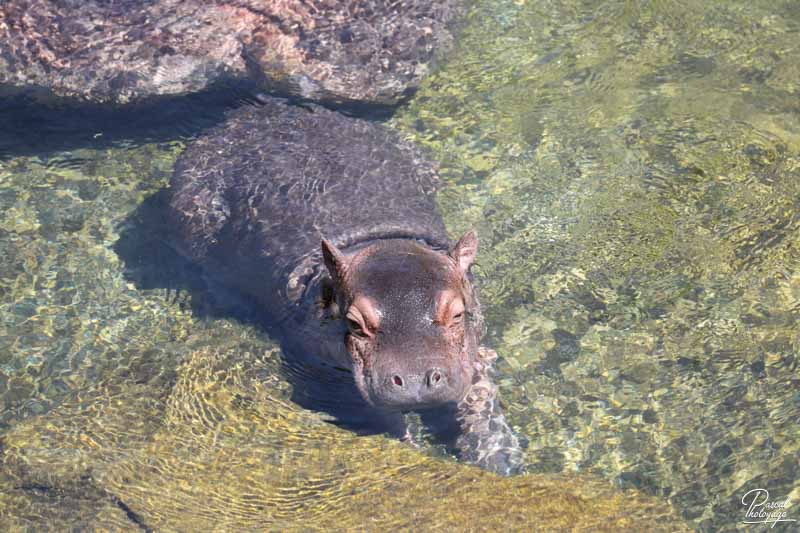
[454,347,525,476]
[379,410,418,444]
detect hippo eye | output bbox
[345,298,378,339]
[436,296,466,328]
[347,318,367,338]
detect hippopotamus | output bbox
[168,97,523,475]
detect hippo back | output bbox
[169,99,450,323]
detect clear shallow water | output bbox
[1,0,799,531]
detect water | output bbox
[1,0,799,531]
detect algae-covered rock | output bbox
[0,0,461,106]
[1,344,688,532]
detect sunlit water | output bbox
[1,1,799,531]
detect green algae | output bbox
[1,0,799,530]
[391,0,800,529]
[2,340,687,531]
[0,142,188,430]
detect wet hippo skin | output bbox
[168,98,524,475]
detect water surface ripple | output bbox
[1,0,799,531]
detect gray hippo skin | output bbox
[0,0,460,105]
[168,99,523,475]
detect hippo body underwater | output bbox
[168,98,522,474]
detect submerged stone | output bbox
[0,344,689,531]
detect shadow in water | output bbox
[0,83,400,162]
[0,81,263,161]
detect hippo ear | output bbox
[449,230,478,274]
[321,238,349,286]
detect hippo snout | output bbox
[372,364,465,410]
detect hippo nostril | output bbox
[425,368,445,389]
[392,375,404,388]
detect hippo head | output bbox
[321,231,482,411]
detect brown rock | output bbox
[0,0,460,105]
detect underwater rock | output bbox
[0,0,460,105]
[0,344,690,531]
